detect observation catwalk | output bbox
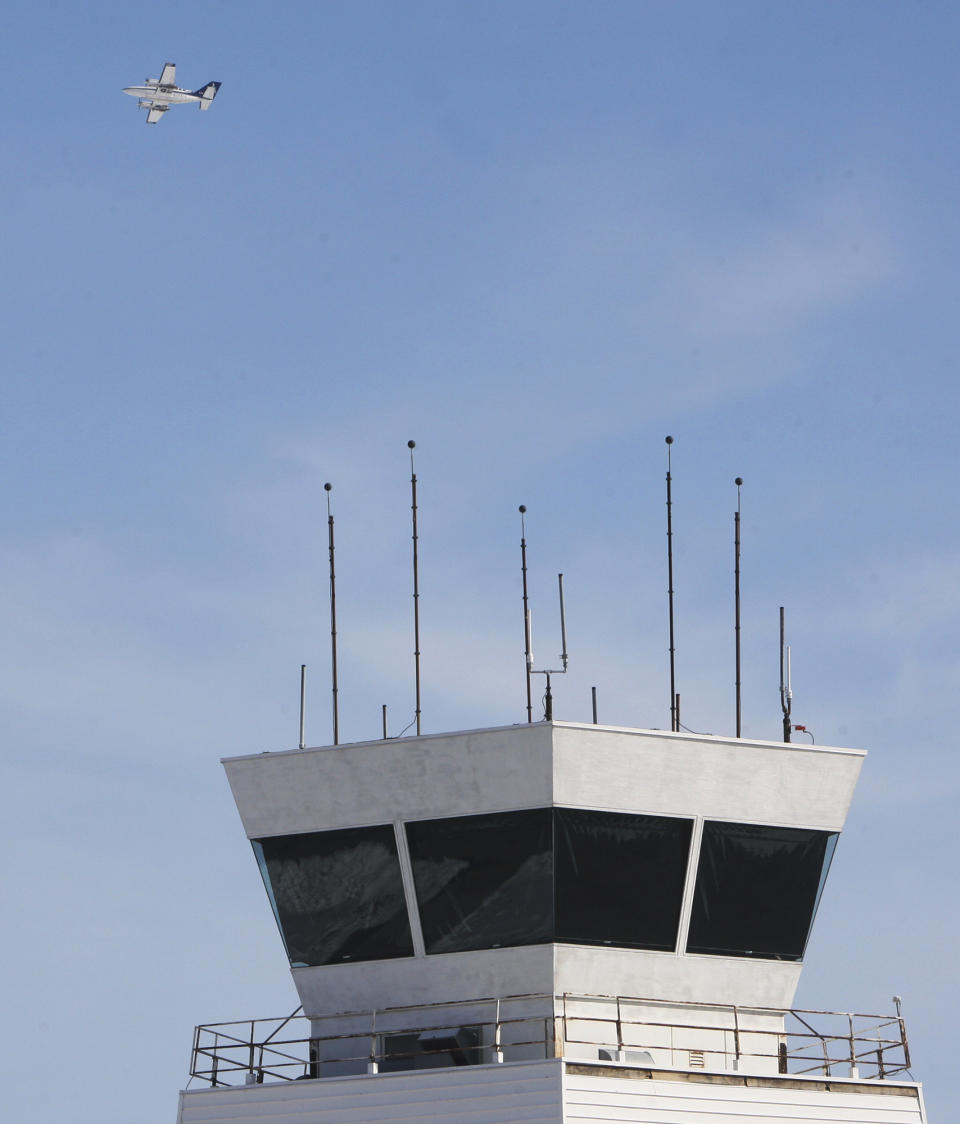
[177,721,928,1123]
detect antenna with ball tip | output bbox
[325,483,339,745]
[665,436,678,731]
[408,441,422,736]
[735,476,743,738]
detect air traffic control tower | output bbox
[176,721,927,1123]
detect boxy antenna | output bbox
[779,606,792,743]
[325,483,339,746]
[665,436,678,731]
[408,441,422,736]
[734,477,743,737]
[529,572,570,721]
[519,505,533,722]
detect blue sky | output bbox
[2,2,957,1119]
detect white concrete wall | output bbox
[176,1061,925,1124]
[563,1070,926,1123]
[224,722,863,840]
[177,1059,564,1124]
[293,945,556,1017]
[554,944,802,1011]
[224,723,554,838]
[552,724,863,830]
[560,995,786,1075]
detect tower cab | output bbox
[176,721,927,1122]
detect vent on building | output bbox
[688,1049,706,1068]
[598,1048,655,1066]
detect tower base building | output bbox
[177,722,927,1123]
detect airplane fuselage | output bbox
[122,83,204,106]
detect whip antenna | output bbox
[735,477,743,737]
[409,441,422,736]
[665,436,678,731]
[299,664,307,750]
[324,483,339,745]
[519,505,533,722]
[779,606,792,742]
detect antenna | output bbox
[529,571,570,721]
[779,606,792,743]
[665,436,678,731]
[734,477,743,738]
[325,483,339,746]
[519,505,533,722]
[408,441,422,736]
[591,686,598,725]
[558,572,569,671]
[299,664,307,750]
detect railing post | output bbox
[493,998,504,1063]
[732,1005,741,1072]
[848,1014,859,1078]
[899,1015,911,1071]
[367,1009,379,1074]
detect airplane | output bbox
[123,62,221,124]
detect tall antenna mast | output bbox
[408,440,422,736]
[779,606,792,743]
[665,436,678,731]
[529,572,569,721]
[734,476,743,738]
[519,505,532,723]
[324,483,339,745]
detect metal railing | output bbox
[188,992,912,1088]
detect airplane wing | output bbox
[158,61,176,87]
[145,104,169,124]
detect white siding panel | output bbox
[563,1072,925,1124]
[178,1059,563,1124]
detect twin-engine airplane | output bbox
[123,62,221,124]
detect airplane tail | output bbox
[196,81,221,109]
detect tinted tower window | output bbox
[406,809,553,953]
[554,808,692,951]
[253,825,414,967]
[686,821,838,961]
